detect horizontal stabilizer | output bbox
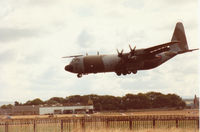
[144,41,180,53]
[177,48,199,54]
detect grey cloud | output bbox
[27,0,56,5]
[20,53,44,64]
[76,30,94,48]
[162,0,195,5]
[75,6,94,17]
[0,49,15,63]
[123,0,145,9]
[0,28,40,42]
[0,3,14,19]
[11,0,57,7]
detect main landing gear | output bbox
[115,70,137,76]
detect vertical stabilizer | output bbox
[170,22,189,52]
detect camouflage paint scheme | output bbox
[64,22,198,78]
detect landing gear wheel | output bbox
[132,71,137,74]
[116,72,121,76]
[77,74,82,78]
[122,72,127,75]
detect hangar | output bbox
[39,105,94,115]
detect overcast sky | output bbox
[0,0,199,103]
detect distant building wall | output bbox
[39,105,94,115]
[0,108,12,115]
[12,106,39,115]
[184,95,199,109]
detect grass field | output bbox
[76,128,199,132]
[0,109,198,120]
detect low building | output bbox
[39,105,94,115]
[0,108,12,115]
[12,106,40,115]
[184,95,199,109]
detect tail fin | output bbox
[170,22,189,52]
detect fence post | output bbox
[106,118,109,128]
[153,119,155,128]
[129,120,132,130]
[61,120,63,132]
[33,120,36,132]
[81,118,85,132]
[176,119,178,128]
[5,121,8,132]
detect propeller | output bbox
[117,49,124,57]
[129,45,136,56]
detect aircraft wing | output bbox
[144,41,180,54]
[62,55,83,58]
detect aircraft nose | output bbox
[65,65,73,72]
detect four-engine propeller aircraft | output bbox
[63,22,198,78]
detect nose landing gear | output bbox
[77,73,82,78]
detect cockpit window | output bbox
[71,58,80,63]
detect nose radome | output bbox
[65,65,73,72]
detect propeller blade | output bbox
[129,45,132,51]
[117,49,120,54]
[117,49,124,57]
[129,45,136,56]
[121,49,124,54]
[133,46,136,50]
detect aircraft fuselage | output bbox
[65,51,177,77]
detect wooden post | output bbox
[129,120,132,130]
[61,120,63,132]
[176,119,178,128]
[81,118,85,132]
[5,122,8,132]
[197,119,199,129]
[33,120,36,132]
[106,118,109,128]
[153,119,155,128]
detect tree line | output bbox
[1,92,186,111]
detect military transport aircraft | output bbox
[63,22,198,78]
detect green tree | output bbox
[24,98,43,105]
[45,97,66,105]
[0,104,13,109]
[14,101,20,106]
